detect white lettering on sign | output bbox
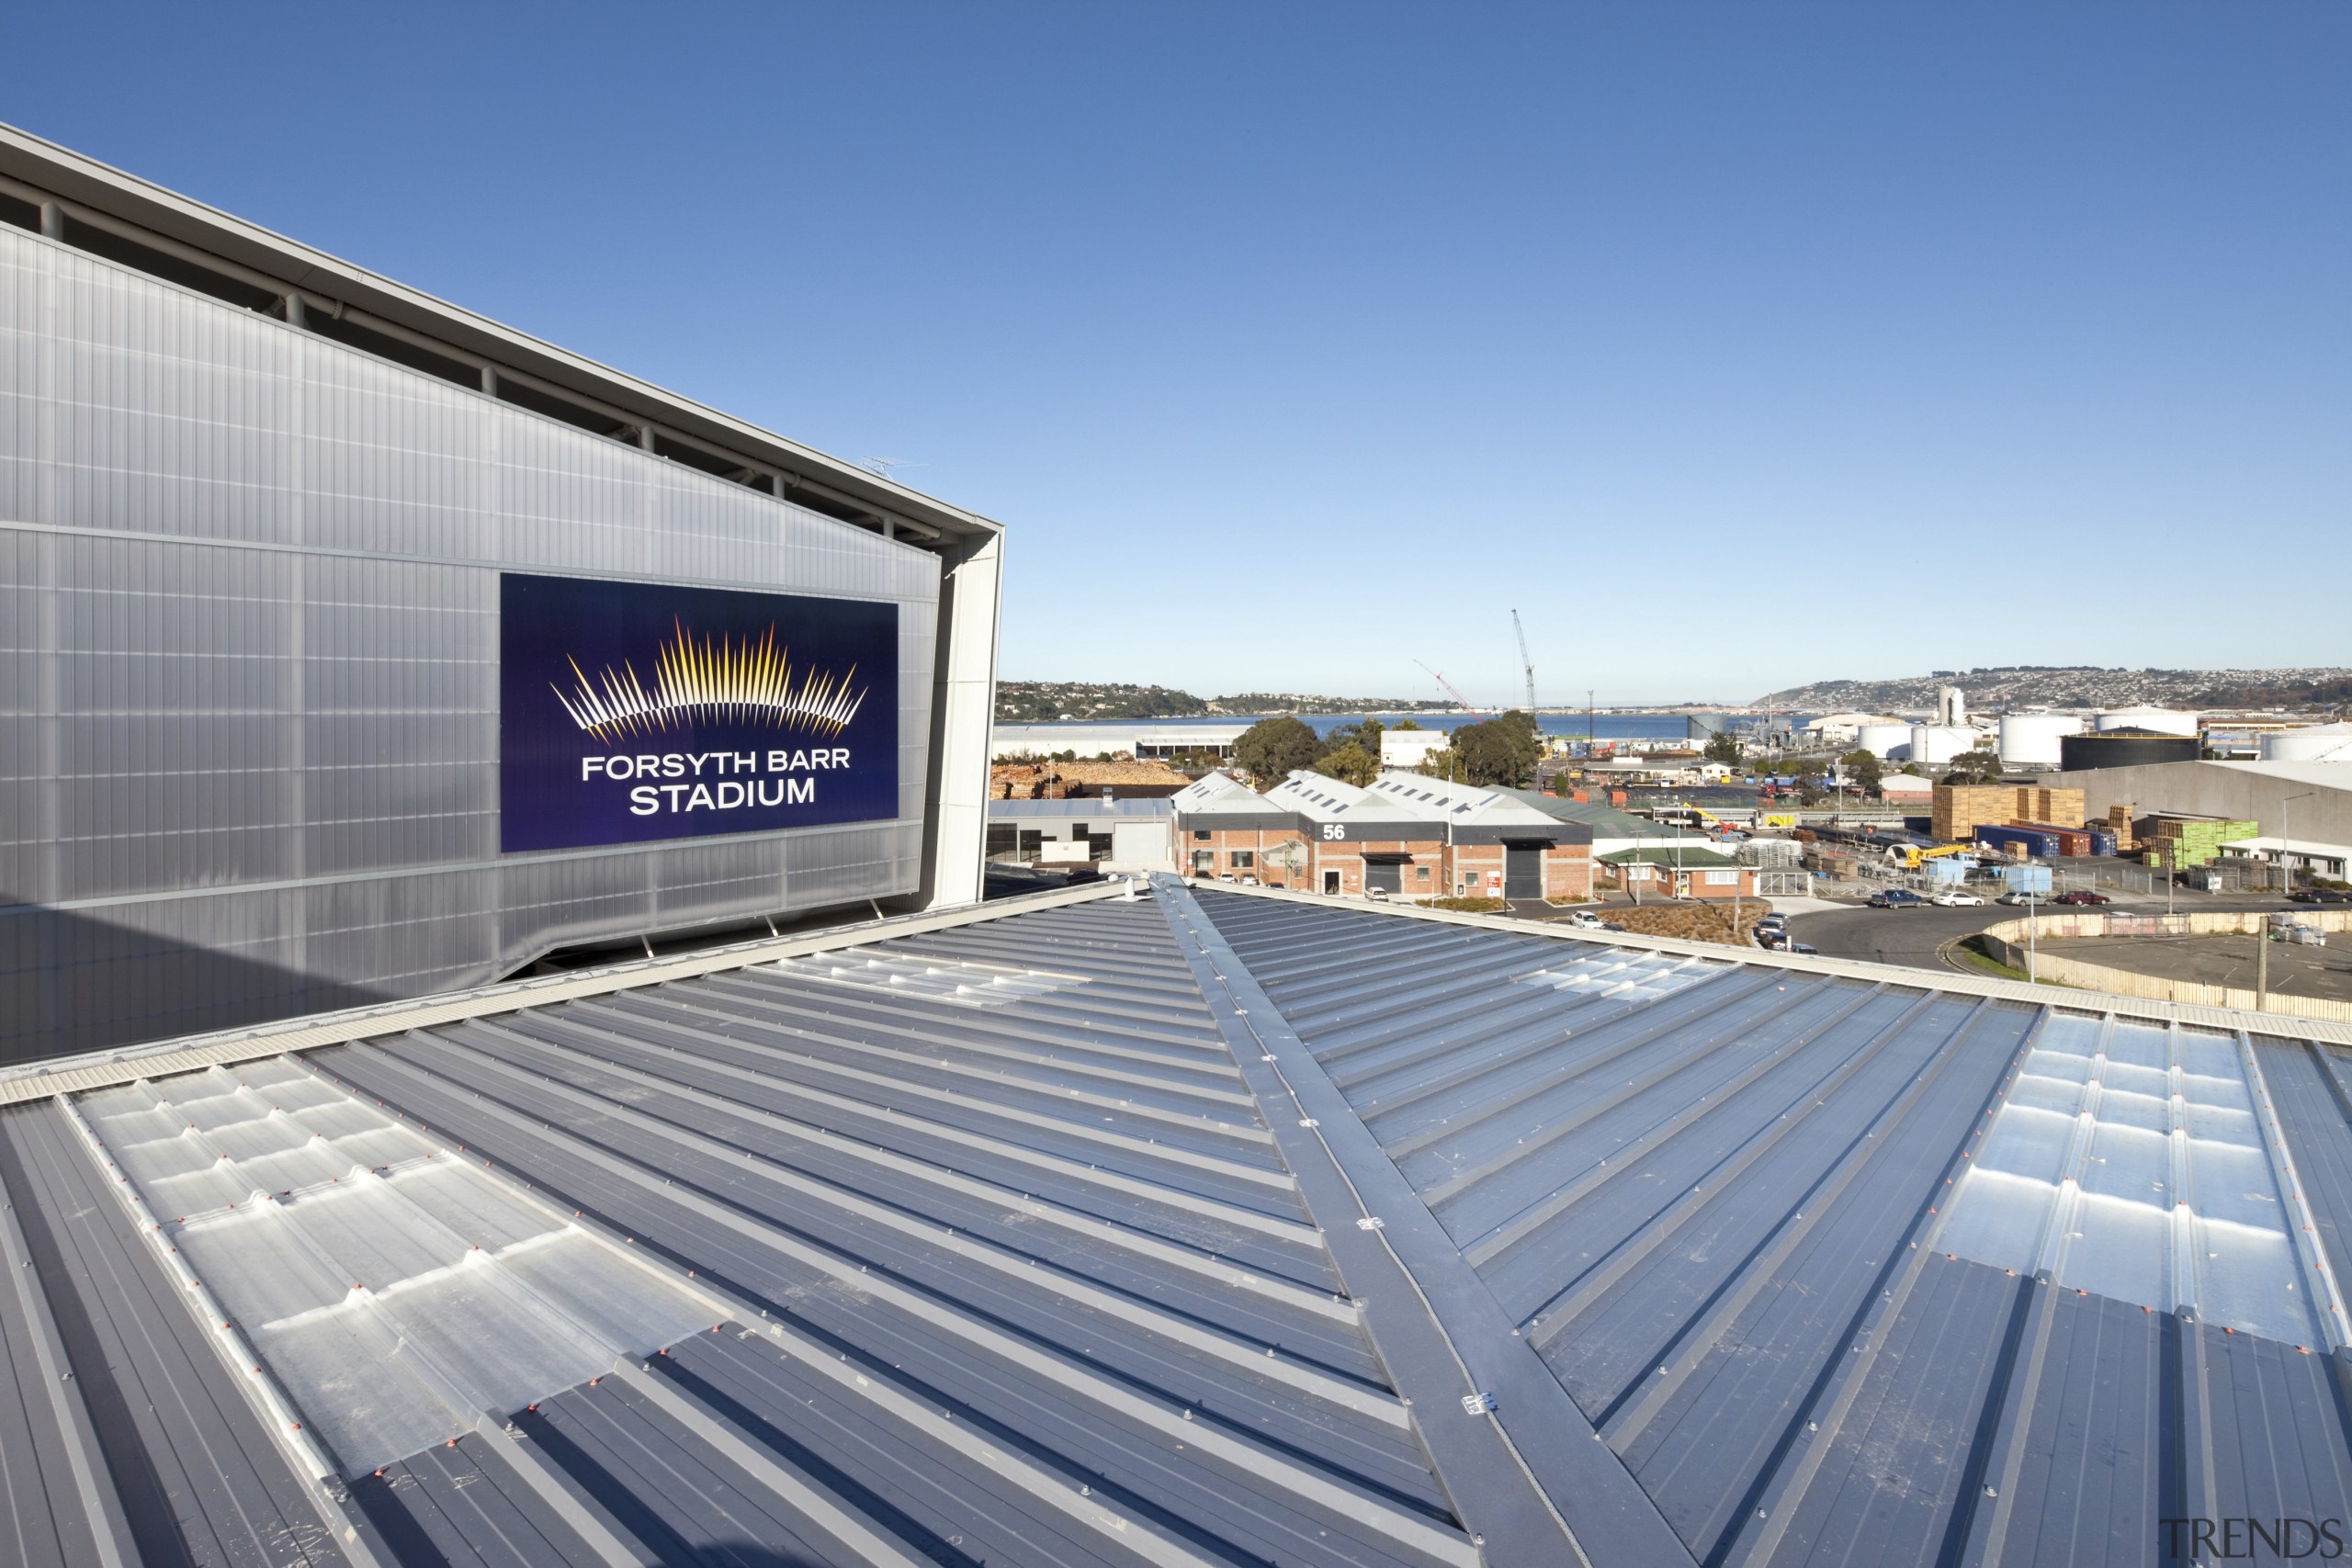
[1321,823,1346,840]
[602,750,850,816]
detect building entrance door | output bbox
[1322,869,1341,896]
[1365,859,1404,896]
[1504,844,1542,898]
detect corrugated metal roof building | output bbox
[0,876,2347,1565]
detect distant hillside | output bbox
[995,682,1209,722]
[995,682,1452,722]
[1755,666,2352,714]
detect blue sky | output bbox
[10,4,2346,705]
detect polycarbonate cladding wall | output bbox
[0,226,942,1059]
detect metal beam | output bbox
[1155,876,1695,1568]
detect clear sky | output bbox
[10,4,2346,705]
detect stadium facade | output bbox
[0,125,1003,1061]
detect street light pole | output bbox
[2283,792,2316,897]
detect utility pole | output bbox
[2256,914,2268,1012]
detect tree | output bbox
[1394,717,1423,731]
[1322,717,1385,761]
[1839,748,1883,795]
[1702,731,1743,766]
[1939,748,2003,785]
[1233,716,1323,782]
[1452,710,1544,788]
[1315,741,1380,787]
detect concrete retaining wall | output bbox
[1979,908,2352,1023]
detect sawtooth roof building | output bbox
[0,874,2346,1567]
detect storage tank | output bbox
[2261,722,2352,763]
[2094,707,2199,738]
[2060,729,2199,771]
[1998,713,2085,768]
[1854,722,1912,758]
[1908,725,1973,766]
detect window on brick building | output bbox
[1230,851,1256,869]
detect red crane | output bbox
[1415,660,1484,716]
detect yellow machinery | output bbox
[1884,843,1974,871]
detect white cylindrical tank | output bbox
[1908,725,1973,765]
[1855,722,1911,757]
[1998,713,2085,767]
[2262,722,2352,762]
[2095,707,2199,737]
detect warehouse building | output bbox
[1363,771,1596,899]
[1491,787,1717,859]
[2062,759,2352,857]
[984,796,1175,872]
[991,720,1249,761]
[1170,768,1308,884]
[1170,770,1593,899]
[0,126,1004,1061]
[1263,772,1453,897]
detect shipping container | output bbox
[2012,820,2095,856]
[1977,824,2063,858]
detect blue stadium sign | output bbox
[500,573,898,852]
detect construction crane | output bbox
[1510,609,1536,715]
[1414,660,1483,715]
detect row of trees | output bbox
[1833,745,2005,795]
[1230,715,1400,786]
[1227,710,1547,791]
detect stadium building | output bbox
[0,125,1003,1060]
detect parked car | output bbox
[1867,889,1927,908]
[1786,941,1817,955]
[1996,891,2042,907]
[2052,890,2109,906]
[1564,909,1609,931]
[1929,891,1983,907]
[2289,888,2352,904]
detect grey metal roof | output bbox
[987,797,1174,819]
[1189,889,2352,1567]
[3,878,2352,1565]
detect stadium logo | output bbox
[550,618,866,743]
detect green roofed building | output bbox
[1598,844,1756,900]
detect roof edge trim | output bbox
[0,881,1131,1105]
[1192,882,2352,1046]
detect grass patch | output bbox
[1951,933,2076,987]
[1430,897,1508,913]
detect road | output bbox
[1787,890,2317,976]
[1783,905,2010,971]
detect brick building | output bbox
[1597,846,1757,899]
[1263,773,1453,898]
[1364,772,1595,899]
[1170,771,1310,886]
[1170,770,1593,900]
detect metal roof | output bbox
[1596,845,1741,869]
[986,797,1175,819]
[2,878,2351,1565]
